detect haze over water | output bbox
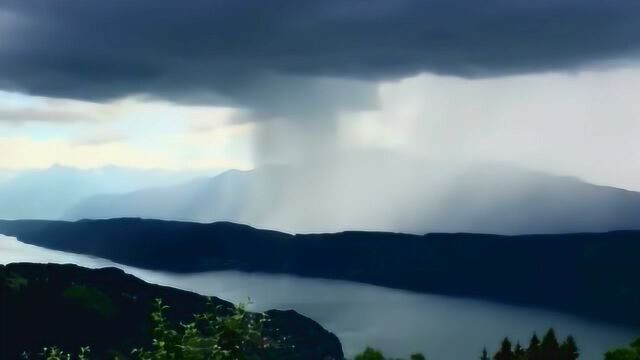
[1,234,635,360]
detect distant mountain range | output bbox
[1,218,638,328]
[3,153,640,234]
[0,262,343,359]
[65,160,640,235]
[0,165,217,220]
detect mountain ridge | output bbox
[1,218,639,328]
[0,166,217,220]
[64,163,640,234]
[0,262,344,359]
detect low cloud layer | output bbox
[0,0,639,116]
[0,91,106,124]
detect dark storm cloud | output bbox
[0,0,639,114]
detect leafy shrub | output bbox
[132,298,268,360]
[604,338,640,360]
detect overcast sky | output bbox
[0,1,639,190]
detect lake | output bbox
[0,234,636,360]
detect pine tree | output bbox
[541,328,561,360]
[527,333,542,360]
[560,335,579,360]
[514,341,526,360]
[494,338,515,360]
[480,347,490,360]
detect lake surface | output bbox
[0,234,636,360]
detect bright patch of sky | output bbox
[0,91,253,171]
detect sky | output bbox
[0,1,639,190]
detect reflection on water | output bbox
[1,235,636,360]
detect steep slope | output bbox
[65,162,640,235]
[0,263,344,360]
[0,218,639,328]
[432,165,640,234]
[65,169,256,223]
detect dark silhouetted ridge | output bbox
[0,218,639,328]
[0,262,344,360]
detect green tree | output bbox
[480,347,490,360]
[494,338,515,360]
[527,333,542,360]
[541,329,561,360]
[354,347,386,360]
[604,338,640,360]
[351,348,427,360]
[560,335,579,360]
[513,341,526,360]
